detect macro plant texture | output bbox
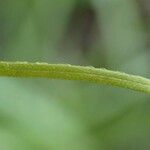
[0,61,150,93]
[0,0,150,150]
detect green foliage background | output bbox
[0,0,150,149]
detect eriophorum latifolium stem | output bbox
[0,61,150,93]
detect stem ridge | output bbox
[0,61,150,93]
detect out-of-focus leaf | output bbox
[0,78,92,150]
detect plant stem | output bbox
[0,61,150,93]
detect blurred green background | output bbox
[0,0,150,149]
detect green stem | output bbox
[0,61,150,93]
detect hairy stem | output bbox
[0,61,150,93]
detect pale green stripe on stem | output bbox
[0,61,150,93]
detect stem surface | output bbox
[0,61,150,93]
